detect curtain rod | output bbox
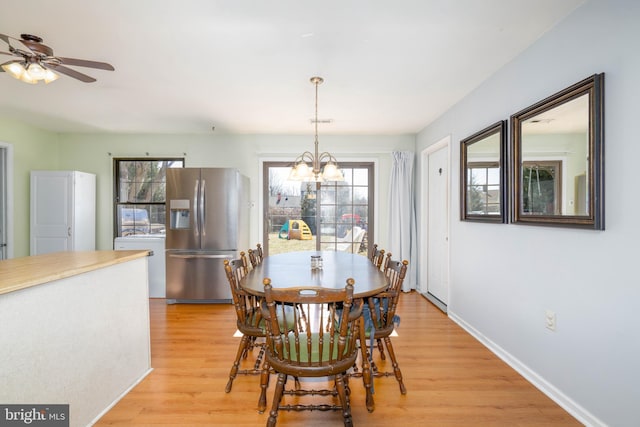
[107,152,187,157]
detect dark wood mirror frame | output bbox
[460,120,507,223]
[511,73,604,229]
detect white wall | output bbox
[416,0,639,425]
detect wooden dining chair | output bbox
[248,243,264,268]
[259,278,363,427]
[223,254,266,393]
[369,244,386,270]
[361,257,408,394]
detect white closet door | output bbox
[422,137,450,309]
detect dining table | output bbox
[240,250,388,412]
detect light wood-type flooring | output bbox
[95,291,581,426]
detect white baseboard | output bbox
[448,311,605,427]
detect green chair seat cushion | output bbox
[247,304,297,332]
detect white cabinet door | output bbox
[30,171,95,255]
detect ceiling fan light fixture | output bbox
[1,33,114,84]
[18,68,38,84]
[26,62,46,79]
[44,68,59,84]
[23,62,59,84]
[1,61,26,79]
[1,61,58,84]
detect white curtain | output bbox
[388,151,417,291]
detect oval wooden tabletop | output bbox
[241,250,388,298]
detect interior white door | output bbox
[423,138,450,309]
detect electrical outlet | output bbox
[545,310,556,331]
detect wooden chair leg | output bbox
[334,373,353,427]
[376,338,386,360]
[358,319,375,412]
[266,373,286,427]
[226,334,251,393]
[383,336,406,394]
[258,360,271,413]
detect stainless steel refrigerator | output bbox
[165,168,249,303]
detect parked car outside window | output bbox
[120,208,151,236]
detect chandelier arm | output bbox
[293,151,315,164]
[318,152,338,163]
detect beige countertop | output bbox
[0,250,150,296]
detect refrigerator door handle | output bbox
[193,179,200,237]
[200,179,206,236]
[168,253,232,259]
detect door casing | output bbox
[419,136,450,312]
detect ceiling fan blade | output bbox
[47,63,96,83]
[57,57,114,71]
[0,33,11,45]
[1,51,14,56]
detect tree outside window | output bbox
[114,158,184,237]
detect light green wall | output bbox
[3,120,414,258]
[55,132,415,254]
[0,118,60,257]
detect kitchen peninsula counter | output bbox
[0,250,153,427]
[0,250,150,295]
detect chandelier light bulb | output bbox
[322,162,340,179]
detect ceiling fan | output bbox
[0,33,114,84]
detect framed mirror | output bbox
[511,73,604,229]
[460,120,507,223]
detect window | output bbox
[319,166,372,253]
[263,161,374,256]
[467,162,500,214]
[522,160,562,215]
[113,158,184,237]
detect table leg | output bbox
[359,315,375,412]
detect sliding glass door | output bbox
[263,162,374,257]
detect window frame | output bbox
[262,161,374,256]
[113,157,184,238]
[466,161,501,215]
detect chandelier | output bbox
[288,76,344,182]
[1,60,59,84]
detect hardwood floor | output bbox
[95,292,581,426]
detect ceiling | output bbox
[0,0,584,135]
